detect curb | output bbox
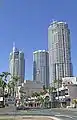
[49,116,61,120]
[0,115,61,120]
[19,116,62,120]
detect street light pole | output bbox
[54,63,59,102]
[49,85,53,108]
[57,63,59,105]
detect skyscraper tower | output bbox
[48,21,73,86]
[33,50,49,87]
[9,44,25,85]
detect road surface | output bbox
[0,116,58,120]
[0,106,77,120]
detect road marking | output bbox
[57,113,60,114]
[55,114,73,119]
[72,116,77,118]
[49,116,61,120]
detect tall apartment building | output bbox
[48,21,73,86]
[9,44,25,85]
[33,50,49,87]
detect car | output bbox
[16,105,25,110]
[16,105,30,110]
[5,102,9,106]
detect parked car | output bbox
[0,97,5,108]
[16,105,30,110]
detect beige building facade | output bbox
[16,80,43,99]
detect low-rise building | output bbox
[21,80,43,96]
[54,77,77,107]
[16,80,43,100]
[62,77,77,87]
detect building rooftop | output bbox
[33,50,48,54]
[48,20,67,29]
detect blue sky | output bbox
[0,0,77,80]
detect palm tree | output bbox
[44,96,50,108]
[72,99,77,108]
[1,72,11,82]
[40,91,45,95]
[43,85,47,94]
[0,72,10,94]
[7,81,12,96]
[11,76,20,97]
[0,77,6,107]
[0,72,11,100]
[10,80,15,97]
[32,92,40,97]
[54,79,58,88]
[48,85,57,108]
[0,78,2,87]
[12,76,19,83]
[43,85,45,90]
[38,96,44,108]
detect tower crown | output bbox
[13,42,18,52]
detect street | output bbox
[0,106,77,120]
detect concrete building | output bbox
[17,80,43,98]
[9,44,25,85]
[62,77,77,87]
[48,21,73,86]
[68,85,77,101]
[54,77,77,107]
[33,50,49,87]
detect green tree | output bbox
[7,81,13,96]
[0,72,11,106]
[1,72,11,82]
[10,81,15,97]
[44,96,50,108]
[38,96,44,108]
[43,85,47,94]
[39,91,44,95]
[11,76,20,97]
[0,77,6,107]
[32,92,40,97]
[72,99,77,108]
[54,79,58,88]
[12,76,19,84]
[48,85,56,108]
[43,85,45,90]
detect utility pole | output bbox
[49,85,53,108]
[57,63,59,107]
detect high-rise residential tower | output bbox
[48,21,73,86]
[9,44,25,85]
[33,50,49,87]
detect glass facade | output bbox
[48,21,73,86]
[9,47,25,85]
[33,50,49,87]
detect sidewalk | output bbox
[0,116,60,120]
[52,107,77,111]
